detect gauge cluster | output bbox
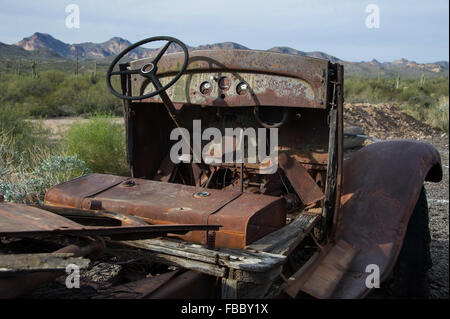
[140,71,318,108]
[199,76,249,97]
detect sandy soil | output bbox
[31,117,123,136]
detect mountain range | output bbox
[1,32,448,78]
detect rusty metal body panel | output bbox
[0,201,219,240]
[44,173,286,249]
[284,140,442,298]
[278,152,325,205]
[130,50,329,109]
[0,202,87,233]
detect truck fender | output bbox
[284,140,442,298]
[333,140,442,298]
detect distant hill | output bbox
[341,58,449,78]
[15,33,70,57]
[1,32,447,78]
[0,41,62,60]
[194,42,249,51]
[268,46,341,63]
[14,33,154,60]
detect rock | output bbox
[344,125,366,149]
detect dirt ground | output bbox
[31,117,123,136]
[32,104,448,299]
[424,135,449,299]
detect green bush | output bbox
[0,70,127,203]
[64,115,129,176]
[0,129,89,204]
[0,71,122,118]
[0,104,50,154]
[428,96,449,132]
[345,76,449,132]
[400,96,449,132]
[0,153,90,204]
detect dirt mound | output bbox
[344,103,442,140]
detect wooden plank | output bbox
[118,238,285,273]
[247,213,319,255]
[225,264,284,298]
[0,253,90,276]
[112,234,290,298]
[221,278,238,299]
[143,252,227,277]
[107,240,227,277]
[320,107,338,240]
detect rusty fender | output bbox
[285,140,442,299]
[333,139,442,298]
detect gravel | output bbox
[424,135,449,299]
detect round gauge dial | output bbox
[218,77,231,90]
[199,81,212,95]
[236,82,249,95]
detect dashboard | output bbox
[129,49,329,109]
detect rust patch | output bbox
[130,50,327,109]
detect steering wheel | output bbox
[106,36,189,101]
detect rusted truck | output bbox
[0,36,442,299]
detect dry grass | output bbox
[0,129,89,204]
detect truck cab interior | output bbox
[44,36,344,249]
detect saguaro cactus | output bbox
[91,61,97,83]
[31,60,37,78]
[419,72,426,88]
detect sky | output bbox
[0,0,448,63]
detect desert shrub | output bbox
[345,76,449,132]
[1,71,63,104]
[0,104,50,153]
[0,71,122,118]
[427,96,449,132]
[44,73,121,116]
[0,154,90,204]
[400,96,449,132]
[28,103,67,117]
[84,81,122,115]
[64,115,129,175]
[0,107,90,203]
[0,131,90,203]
